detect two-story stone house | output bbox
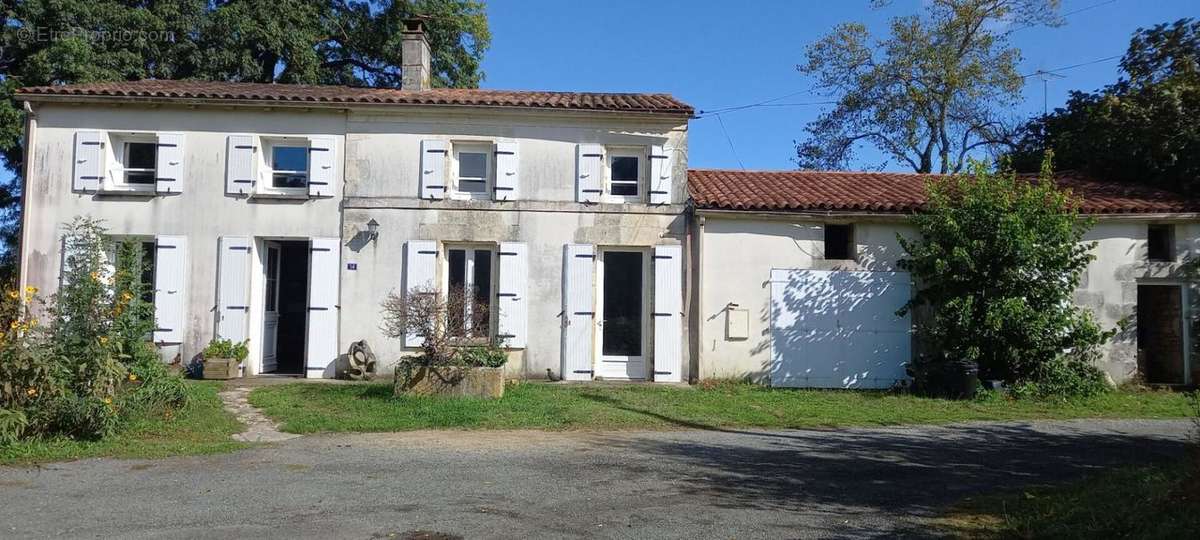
[17,21,692,381]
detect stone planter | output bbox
[394,365,504,399]
[202,358,242,380]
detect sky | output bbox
[481,0,1198,171]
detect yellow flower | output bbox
[24,286,37,295]
[25,387,37,397]
[90,271,100,281]
[102,397,112,405]
[128,373,138,382]
[27,318,37,327]
[121,291,133,302]
[99,336,109,345]
[6,290,18,300]
[9,320,18,330]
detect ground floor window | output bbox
[107,239,156,304]
[447,247,494,338]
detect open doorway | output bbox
[261,240,310,375]
[1137,284,1188,385]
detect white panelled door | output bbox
[216,236,252,343]
[769,269,912,389]
[652,245,683,382]
[496,242,528,349]
[305,238,340,375]
[152,235,188,344]
[596,249,648,379]
[561,244,595,381]
[261,243,281,373]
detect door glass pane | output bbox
[602,251,643,356]
[448,249,467,337]
[472,250,492,337]
[265,248,279,312]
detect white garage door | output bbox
[769,268,912,389]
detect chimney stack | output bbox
[401,18,431,91]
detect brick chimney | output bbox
[401,18,431,91]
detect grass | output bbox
[0,381,248,466]
[247,380,1196,434]
[933,460,1200,538]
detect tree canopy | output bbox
[1008,18,1200,195]
[795,0,1061,174]
[0,0,491,278]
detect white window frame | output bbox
[450,142,493,200]
[258,138,310,197]
[105,133,158,194]
[441,244,498,341]
[605,147,644,203]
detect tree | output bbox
[795,0,1060,173]
[1009,19,1200,194]
[0,0,491,278]
[897,160,1112,397]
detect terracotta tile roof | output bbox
[16,79,693,115]
[688,169,1200,215]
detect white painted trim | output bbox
[595,247,651,380]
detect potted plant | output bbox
[201,338,249,380]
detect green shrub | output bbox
[457,345,508,368]
[1011,358,1110,400]
[31,394,121,440]
[202,338,249,362]
[0,409,28,444]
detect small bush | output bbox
[1010,358,1110,400]
[456,345,508,368]
[0,409,28,444]
[31,394,121,440]
[202,338,249,362]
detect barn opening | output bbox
[1136,284,1187,385]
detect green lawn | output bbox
[0,381,248,465]
[934,460,1200,538]
[247,380,1195,434]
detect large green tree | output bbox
[795,0,1060,173]
[1008,19,1200,195]
[0,0,491,279]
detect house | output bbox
[14,19,1198,387]
[16,20,693,381]
[688,169,1200,388]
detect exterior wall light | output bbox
[366,219,380,242]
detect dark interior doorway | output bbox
[266,241,309,375]
[602,251,644,357]
[1137,284,1186,385]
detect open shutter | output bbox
[561,244,595,380]
[493,141,519,201]
[497,242,528,349]
[404,240,438,347]
[73,131,104,192]
[307,136,335,198]
[216,236,252,343]
[153,235,188,344]
[652,245,683,382]
[648,145,673,205]
[576,144,603,203]
[306,237,340,374]
[155,132,185,194]
[419,139,447,200]
[225,135,256,195]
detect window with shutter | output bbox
[225,135,257,195]
[652,245,683,382]
[307,136,335,198]
[493,142,519,201]
[153,235,187,344]
[576,144,603,203]
[403,240,438,347]
[420,140,448,200]
[72,131,105,192]
[561,244,596,380]
[216,236,252,343]
[497,242,528,348]
[648,144,672,205]
[155,132,185,194]
[305,237,340,375]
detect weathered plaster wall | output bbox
[698,214,1200,384]
[339,205,686,379]
[21,103,346,367]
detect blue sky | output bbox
[482,0,1198,171]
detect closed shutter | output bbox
[652,245,683,382]
[155,132,185,194]
[497,242,528,348]
[226,135,257,195]
[306,237,340,374]
[561,244,595,380]
[493,141,519,201]
[648,144,672,205]
[576,144,603,203]
[216,236,252,342]
[419,139,447,200]
[404,240,438,347]
[153,235,188,344]
[73,131,105,192]
[307,136,335,198]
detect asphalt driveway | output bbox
[0,419,1191,539]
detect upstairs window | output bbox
[270,144,309,189]
[453,143,492,198]
[824,224,855,260]
[121,141,157,185]
[1148,224,1176,262]
[607,149,643,200]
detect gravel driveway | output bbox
[0,419,1191,539]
